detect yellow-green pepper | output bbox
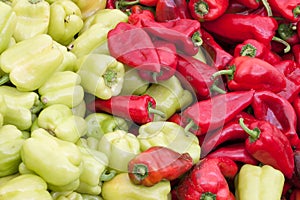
[138,121,201,164]
[235,164,285,200]
[0,174,19,187]
[0,1,16,54]
[48,0,83,45]
[76,53,124,100]
[12,0,50,42]
[38,71,84,108]
[52,191,103,200]
[53,41,77,72]
[101,173,171,200]
[0,174,52,200]
[21,128,83,192]
[71,0,106,20]
[37,104,87,143]
[0,34,63,91]
[72,100,86,118]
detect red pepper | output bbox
[182,90,255,135]
[167,113,183,125]
[107,22,161,73]
[155,0,191,22]
[292,94,300,133]
[277,77,300,103]
[268,0,300,22]
[175,157,238,200]
[86,95,165,125]
[251,90,300,147]
[225,0,249,14]
[234,0,261,9]
[290,189,300,200]
[239,117,295,178]
[212,56,286,93]
[290,150,300,189]
[128,8,155,28]
[292,44,300,65]
[188,0,229,22]
[127,146,193,186]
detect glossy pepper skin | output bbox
[175,157,238,200]
[239,118,295,178]
[293,94,300,133]
[268,0,300,22]
[235,0,261,9]
[188,0,229,22]
[128,146,193,187]
[71,0,106,20]
[155,0,191,22]
[235,164,285,200]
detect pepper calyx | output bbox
[293,5,300,18]
[103,69,118,88]
[239,118,261,142]
[211,65,235,80]
[0,74,10,86]
[195,1,209,16]
[200,192,217,200]
[240,44,257,57]
[278,23,297,40]
[132,163,149,181]
[100,169,117,182]
[192,31,203,47]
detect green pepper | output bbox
[0,174,52,199]
[97,130,141,172]
[37,104,87,143]
[235,164,285,200]
[76,53,125,100]
[12,0,50,42]
[0,1,16,54]
[48,0,83,45]
[145,76,194,121]
[52,191,103,200]
[101,173,171,200]
[20,128,83,192]
[72,100,86,118]
[71,0,106,20]
[0,34,63,91]
[0,125,25,177]
[38,71,84,108]
[0,174,19,187]
[53,41,77,72]
[138,121,201,164]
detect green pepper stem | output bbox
[184,119,197,134]
[118,0,139,6]
[272,36,291,53]
[100,169,117,182]
[211,69,234,80]
[0,74,9,86]
[132,164,148,181]
[31,101,45,114]
[192,31,203,47]
[210,84,226,94]
[293,6,300,17]
[240,44,257,57]
[148,107,166,118]
[260,0,273,16]
[28,0,42,4]
[196,1,209,15]
[200,192,217,200]
[239,118,260,141]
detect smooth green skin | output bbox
[53,41,77,72]
[51,191,103,200]
[72,100,86,118]
[21,128,83,191]
[0,174,52,200]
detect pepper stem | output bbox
[103,69,118,87]
[184,119,197,134]
[31,101,45,114]
[192,31,203,47]
[100,169,117,182]
[260,0,273,16]
[0,74,9,86]
[293,6,300,17]
[118,0,139,7]
[196,1,209,15]
[210,84,226,94]
[200,192,216,200]
[211,68,234,80]
[28,0,42,4]
[148,103,166,118]
[132,164,148,181]
[239,118,260,141]
[240,44,257,57]
[272,36,291,53]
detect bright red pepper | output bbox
[127,146,193,186]
[175,157,238,200]
[86,95,165,125]
[235,0,261,9]
[188,0,229,22]
[292,94,300,133]
[268,0,300,22]
[128,8,155,28]
[155,0,191,22]
[239,117,295,178]
[225,0,249,14]
[118,0,158,7]
[292,44,300,65]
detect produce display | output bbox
[1,0,300,199]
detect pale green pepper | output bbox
[21,128,83,192]
[0,34,63,91]
[0,1,16,54]
[12,0,50,42]
[38,71,84,108]
[53,41,77,72]
[48,0,83,45]
[0,125,25,177]
[76,53,124,100]
[0,174,52,200]
[137,121,201,164]
[52,191,103,200]
[101,173,171,200]
[72,100,86,118]
[97,130,140,172]
[37,104,87,143]
[0,174,19,187]
[71,0,106,20]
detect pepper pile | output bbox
[1,0,300,199]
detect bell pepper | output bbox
[97,130,141,172]
[38,71,84,108]
[0,34,63,91]
[144,75,194,121]
[76,53,124,100]
[101,173,171,200]
[37,104,87,143]
[175,157,238,200]
[0,125,25,177]
[235,164,285,200]
[155,0,191,22]
[0,174,52,200]
[21,128,83,192]
[48,0,83,45]
[12,0,50,42]
[0,1,16,54]
[137,121,201,164]
[239,117,295,178]
[53,41,77,72]
[71,0,106,20]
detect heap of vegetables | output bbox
[1,0,300,199]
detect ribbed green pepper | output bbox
[53,41,77,72]
[0,1,16,54]
[0,34,63,91]
[37,104,87,143]
[0,125,25,177]
[101,173,171,200]
[21,128,83,192]
[235,164,285,200]
[12,0,50,42]
[38,71,84,108]
[145,76,194,121]
[0,174,52,200]
[97,130,141,172]
[76,53,124,100]
[138,121,201,164]
[48,0,83,45]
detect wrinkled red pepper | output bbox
[175,157,238,200]
[128,8,155,27]
[86,95,165,125]
[155,0,191,22]
[239,117,295,178]
[268,0,300,22]
[128,146,193,186]
[225,0,249,14]
[292,94,300,133]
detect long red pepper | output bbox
[268,0,300,22]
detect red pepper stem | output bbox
[211,69,233,80]
[200,192,217,200]
[272,36,291,53]
[260,0,273,16]
[118,0,139,6]
[192,31,203,47]
[132,164,149,181]
[100,169,117,182]
[0,74,9,86]
[210,84,226,94]
[148,104,166,118]
[239,118,260,141]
